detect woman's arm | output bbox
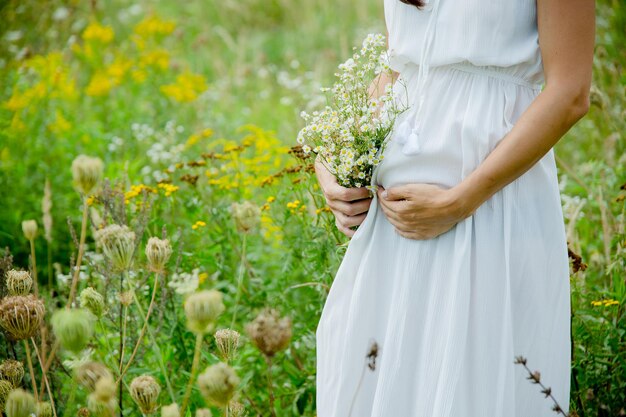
[449,0,595,217]
[376,0,595,240]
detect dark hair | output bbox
[400,0,426,8]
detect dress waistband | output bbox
[401,61,545,91]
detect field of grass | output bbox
[0,0,624,416]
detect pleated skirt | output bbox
[315,61,571,417]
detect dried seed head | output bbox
[245,308,292,357]
[129,375,161,415]
[161,403,180,417]
[228,401,247,417]
[79,287,106,318]
[0,380,12,412]
[0,359,25,387]
[196,362,240,408]
[145,237,173,273]
[87,393,116,417]
[5,389,36,417]
[118,290,134,306]
[184,290,225,335]
[0,295,45,341]
[21,220,38,241]
[230,201,261,233]
[51,308,95,353]
[74,362,113,392]
[77,407,91,417]
[93,375,116,403]
[195,409,212,417]
[72,155,104,196]
[37,401,53,417]
[95,225,136,272]
[214,329,241,362]
[5,270,32,296]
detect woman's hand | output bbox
[376,183,471,240]
[314,157,373,238]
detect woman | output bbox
[314,0,594,416]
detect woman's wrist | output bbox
[446,178,490,220]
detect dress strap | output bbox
[395,0,442,156]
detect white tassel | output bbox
[401,128,422,155]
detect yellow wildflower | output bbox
[590,299,620,307]
[134,15,176,39]
[266,196,276,203]
[139,49,170,70]
[125,184,157,203]
[158,183,179,197]
[192,221,207,230]
[85,72,114,97]
[198,272,209,284]
[160,72,207,103]
[83,21,115,44]
[48,110,72,134]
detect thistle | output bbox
[4,389,36,417]
[94,224,136,272]
[71,155,104,196]
[0,380,12,412]
[245,308,292,357]
[5,270,33,296]
[214,329,241,363]
[79,287,106,318]
[161,403,179,417]
[21,220,38,241]
[228,401,247,417]
[51,308,95,353]
[230,201,261,233]
[130,375,161,415]
[74,362,114,392]
[36,401,53,417]
[145,237,173,273]
[184,290,225,335]
[0,359,25,387]
[0,295,45,340]
[196,362,240,408]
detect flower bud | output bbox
[196,363,239,408]
[0,380,12,412]
[51,308,95,353]
[79,287,106,318]
[5,270,32,296]
[161,403,179,417]
[228,401,246,417]
[74,362,113,392]
[37,401,53,417]
[130,375,161,415]
[214,329,240,362]
[230,201,261,233]
[118,290,134,307]
[0,360,25,388]
[72,155,104,196]
[145,237,172,273]
[93,375,116,402]
[77,407,90,417]
[5,389,36,417]
[184,290,225,335]
[0,295,45,341]
[21,220,38,241]
[245,308,292,357]
[95,224,136,272]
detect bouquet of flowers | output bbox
[297,33,408,193]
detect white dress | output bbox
[315,0,572,416]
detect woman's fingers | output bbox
[335,218,356,237]
[334,211,368,229]
[327,197,372,216]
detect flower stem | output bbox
[265,355,276,417]
[29,238,40,296]
[180,333,204,416]
[23,339,39,402]
[117,273,160,383]
[30,338,57,417]
[132,291,176,402]
[67,196,89,308]
[230,234,247,329]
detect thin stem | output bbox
[30,338,58,417]
[67,196,90,308]
[230,234,247,329]
[23,339,39,402]
[132,291,176,402]
[180,333,204,417]
[224,405,230,417]
[117,272,160,383]
[47,241,53,291]
[119,271,127,416]
[265,355,276,417]
[29,238,40,296]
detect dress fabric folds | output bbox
[315,0,572,416]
